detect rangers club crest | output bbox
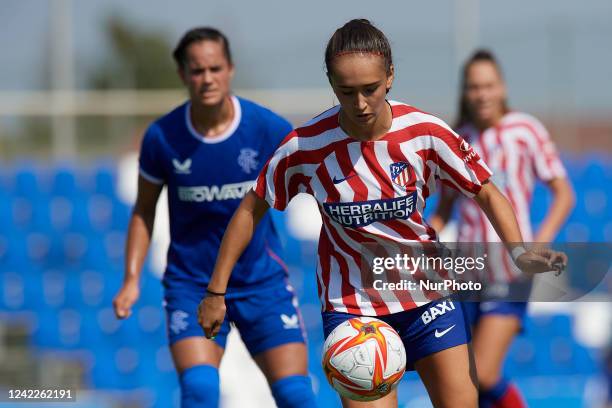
[389,162,416,190]
[237,148,259,174]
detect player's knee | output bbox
[443,385,478,408]
[179,364,220,408]
[458,390,478,408]
[476,365,502,390]
[271,375,317,408]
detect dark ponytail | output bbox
[455,49,509,129]
[325,19,393,76]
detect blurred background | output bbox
[0,0,610,407]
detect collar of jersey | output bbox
[185,95,242,144]
[334,99,398,143]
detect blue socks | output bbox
[179,365,219,408]
[271,375,318,408]
[180,368,316,408]
[479,377,509,408]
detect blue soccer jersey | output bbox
[138,96,293,294]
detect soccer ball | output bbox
[322,317,406,401]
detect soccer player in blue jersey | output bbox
[112,27,317,408]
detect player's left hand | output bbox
[515,247,568,275]
[198,294,226,340]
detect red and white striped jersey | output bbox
[254,101,491,316]
[451,111,567,281]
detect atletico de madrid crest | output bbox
[390,162,416,190]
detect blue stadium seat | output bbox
[525,314,573,339]
[79,269,107,308]
[505,336,537,376]
[0,271,25,311]
[539,336,575,375]
[111,202,131,230]
[136,305,166,341]
[47,196,75,231]
[93,166,117,198]
[581,157,610,188]
[10,196,35,231]
[83,233,112,270]
[530,182,549,227]
[41,269,67,308]
[57,308,85,349]
[31,308,62,348]
[0,231,28,269]
[0,190,14,232]
[25,230,57,266]
[11,166,42,199]
[104,230,127,265]
[89,344,125,389]
[62,232,89,266]
[87,195,114,232]
[49,166,82,199]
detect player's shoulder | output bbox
[294,105,340,136]
[150,101,189,136]
[235,96,289,125]
[387,100,456,138]
[501,111,546,130]
[389,99,427,116]
[156,101,188,126]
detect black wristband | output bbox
[206,288,226,296]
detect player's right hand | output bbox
[113,281,140,319]
[198,294,227,340]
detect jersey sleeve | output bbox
[429,121,492,198]
[138,123,166,185]
[253,132,308,211]
[525,117,567,182]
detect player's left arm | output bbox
[198,190,270,338]
[474,181,567,274]
[534,177,575,243]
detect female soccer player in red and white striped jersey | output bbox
[430,50,575,408]
[200,21,567,407]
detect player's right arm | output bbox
[113,176,163,319]
[198,190,270,338]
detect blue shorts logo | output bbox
[170,310,189,334]
[323,192,417,228]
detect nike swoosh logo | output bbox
[332,174,357,184]
[434,324,456,338]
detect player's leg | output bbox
[472,302,527,408]
[234,283,317,408]
[339,390,398,408]
[253,343,316,408]
[415,344,478,408]
[165,287,231,408]
[400,298,477,408]
[171,337,226,408]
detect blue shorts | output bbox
[163,283,306,356]
[322,297,471,370]
[463,301,528,328]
